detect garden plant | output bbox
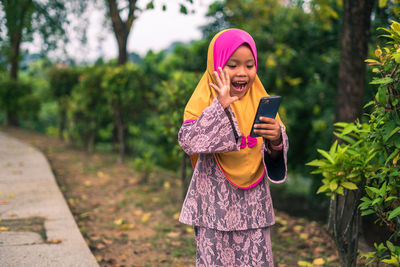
[308,20,400,266]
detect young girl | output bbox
[178,29,288,266]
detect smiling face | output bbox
[223,44,257,99]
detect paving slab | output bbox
[0,131,99,267]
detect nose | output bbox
[237,65,247,76]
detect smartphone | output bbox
[249,96,282,138]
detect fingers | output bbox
[254,117,281,141]
[213,71,223,89]
[258,116,276,124]
[209,82,220,94]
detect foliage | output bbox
[68,65,111,153]
[48,65,80,139]
[101,62,147,161]
[156,71,202,165]
[308,21,400,266]
[0,73,40,125]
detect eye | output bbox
[247,64,254,69]
[226,64,236,69]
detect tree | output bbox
[102,63,147,163]
[0,0,86,125]
[104,0,194,65]
[0,0,72,80]
[48,65,80,140]
[335,0,376,123]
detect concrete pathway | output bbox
[0,131,99,267]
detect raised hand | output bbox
[209,67,239,109]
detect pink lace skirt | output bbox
[194,226,274,267]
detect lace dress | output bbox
[178,98,289,266]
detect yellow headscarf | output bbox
[183,29,284,189]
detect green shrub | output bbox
[307,21,400,266]
[0,74,40,126]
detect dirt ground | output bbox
[2,126,373,267]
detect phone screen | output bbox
[249,96,281,138]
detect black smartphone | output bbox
[249,96,282,138]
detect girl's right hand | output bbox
[209,67,239,109]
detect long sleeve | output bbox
[262,125,289,183]
[178,98,241,155]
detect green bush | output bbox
[101,62,147,162]
[308,21,400,266]
[0,74,40,126]
[48,65,80,139]
[68,65,111,153]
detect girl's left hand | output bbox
[253,116,282,145]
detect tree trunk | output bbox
[6,9,22,126]
[335,0,376,123]
[58,105,67,140]
[116,31,129,65]
[332,1,376,266]
[105,0,137,66]
[328,181,365,267]
[10,37,21,81]
[5,39,20,125]
[115,107,125,164]
[87,129,96,154]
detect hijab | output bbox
[183,29,284,189]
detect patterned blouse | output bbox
[178,98,289,231]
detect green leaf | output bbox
[387,241,395,252]
[361,209,375,216]
[380,181,387,197]
[329,140,338,155]
[370,77,393,85]
[146,1,154,9]
[179,4,188,14]
[365,151,377,165]
[337,186,344,195]
[334,122,350,128]
[366,186,381,195]
[317,149,335,164]
[306,159,327,167]
[379,0,389,8]
[334,132,356,145]
[385,196,398,202]
[371,197,382,206]
[382,257,400,265]
[388,126,400,140]
[388,206,400,220]
[385,148,400,165]
[341,181,358,190]
[329,180,338,191]
[316,183,329,194]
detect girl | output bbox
[178,29,288,266]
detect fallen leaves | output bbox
[297,258,326,266]
[113,218,135,230]
[140,212,152,223]
[173,212,180,220]
[47,239,63,244]
[297,260,313,267]
[312,258,326,265]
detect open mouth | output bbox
[232,81,248,92]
